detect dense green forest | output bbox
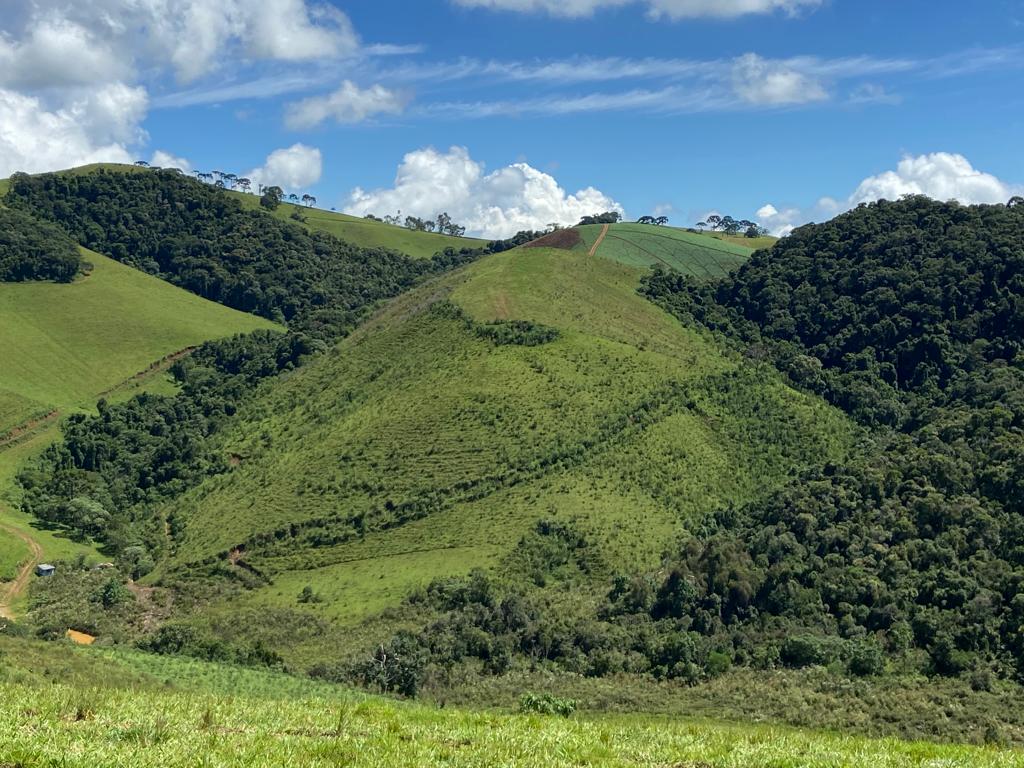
[637,197,1024,680]
[0,207,82,282]
[4,169,482,338]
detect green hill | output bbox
[0,249,277,434]
[573,223,755,277]
[28,164,489,260]
[148,244,853,661]
[0,245,277,607]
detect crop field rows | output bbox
[575,223,752,278]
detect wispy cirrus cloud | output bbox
[450,0,822,20]
[150,44,1024,128]
[417,86,735,119]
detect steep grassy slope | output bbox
[0,248,277,599]
[155,246,854,639]
[0,635,1014,768]
[230,192,489,259]
[576,223,753,277]
[0,249,277,434]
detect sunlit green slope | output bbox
[157,246,855,632]
[0,248,277,591]
[0,249,277,434]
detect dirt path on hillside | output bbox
[0,345,202,619]
[0,410,60,451]
[97,346,197,398]
[588,223,610,257]
[0,520,43,619]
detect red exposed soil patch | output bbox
[522,228,582,251]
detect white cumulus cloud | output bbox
[0,84,147,178]
[6,0,359,85]
[0,17,127,89]
[345,146,622,239]
[452,0,820,19]
[0,0,358,179]
[850,152,1019,206]
[150,150,193,174]
[246,143,323,191]
[754,152,1022,238]
[285,81,410,129]
[732,53,828,105]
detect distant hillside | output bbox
[0,250,276,436]
[4,167,483,339]
[574,222,755,277]
[228,190,489,259]
[0,244,276,608]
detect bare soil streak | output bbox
[0,520,43,620]
[588,223,610,257]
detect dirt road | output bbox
[588,223,610,256]
[0,520,43,619]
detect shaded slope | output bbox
[158,247,855,626]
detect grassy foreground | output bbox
[0,676,1020,767]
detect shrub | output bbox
[519,693,577,717]
[847,640,886,677]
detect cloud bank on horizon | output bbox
[344,146,622,238]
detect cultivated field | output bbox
[576,223,754,277]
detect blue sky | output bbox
[2,0,1023,236]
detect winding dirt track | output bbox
[0,520,43,619]
[0,344,201,619]
[588,223,610,257]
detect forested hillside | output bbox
[4,168,482,338]
[8,171,1024,748]
[0,207,81,282]
[643,196,1024,681]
